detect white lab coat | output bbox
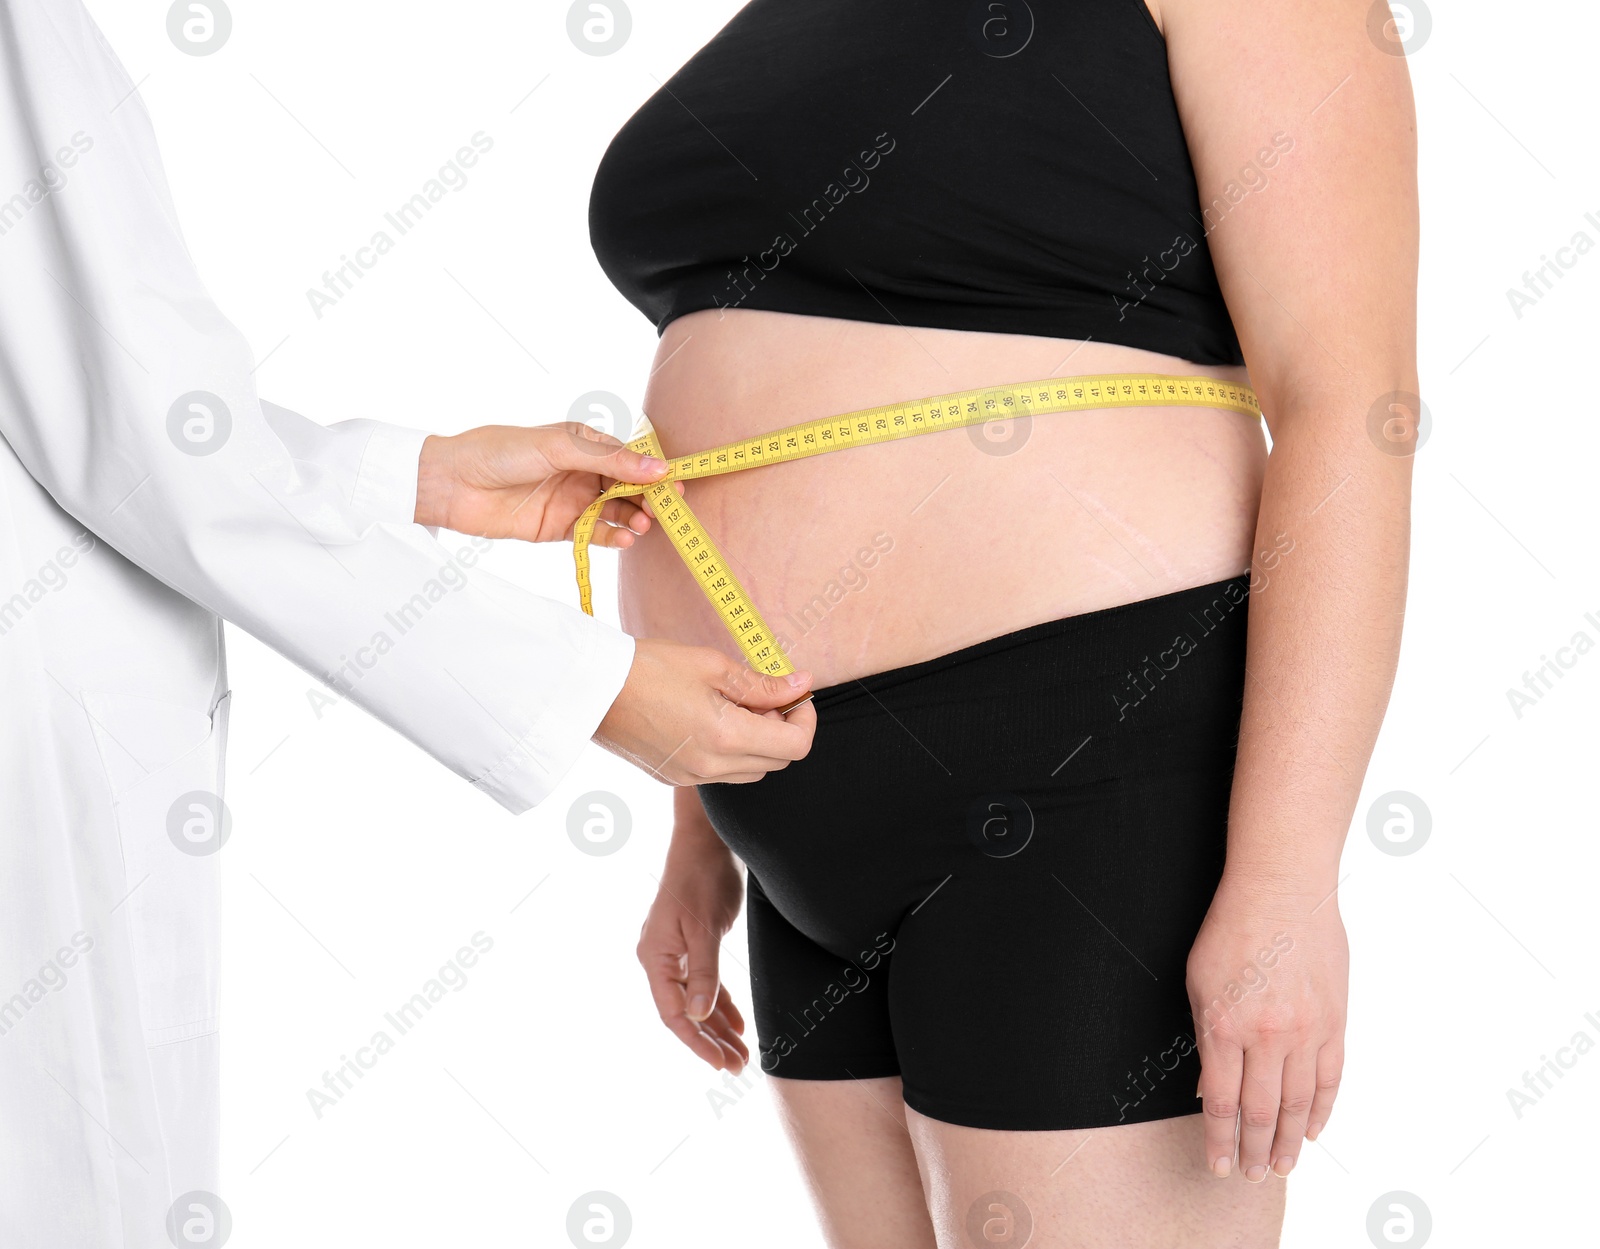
[0,3,636,1242]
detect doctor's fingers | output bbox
[683,702,816,779]
[585,500,653,547]
[539,422,671,483]
[711,664,816,715]
[746,695,816,753]
[612,498,653,530]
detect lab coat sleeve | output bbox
[0,1,636,813]
[260,405,431,527]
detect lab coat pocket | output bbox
[82,689,232,1046]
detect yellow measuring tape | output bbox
[573,372,1261,677]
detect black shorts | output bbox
[698,574,1251,1132]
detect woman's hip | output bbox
[698,573,1253,958]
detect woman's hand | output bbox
[414,422,670,546]
[637,801,749,1073]
[1186,872,1348,1183]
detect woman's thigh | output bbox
[768,1075,937,1249]
[707,578,1261,1242]
[904,1109,1286,1249]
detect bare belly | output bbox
[617,309,1266,689]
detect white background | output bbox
[80,0,1600,1245]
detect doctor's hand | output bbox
[414,422,670,547]
[638,791,749,1073]
[594,639,818,784]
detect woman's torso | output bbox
[618,312,1264,687]
[594,0,1266,687]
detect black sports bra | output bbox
[589,0,1245,366]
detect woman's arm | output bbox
[636,787,751,1072]
[1158,0,1419,1181]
